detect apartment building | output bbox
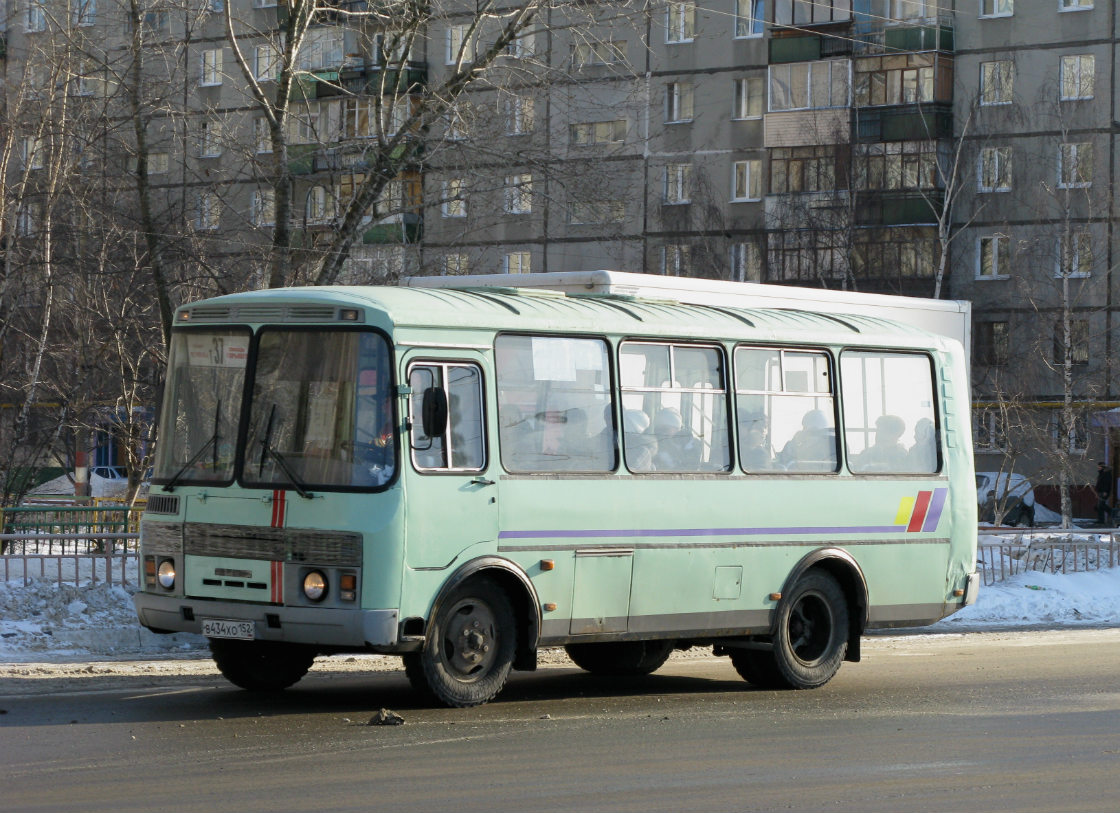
[1,0,1118,492]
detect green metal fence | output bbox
[0,502,145,555]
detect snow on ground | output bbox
[2,556,1119,665]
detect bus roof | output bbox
[176,284,956,352]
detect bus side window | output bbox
[408,362,486,472]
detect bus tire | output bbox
[728,649,787,689]
[771,569,849,689]
[564,640,675,676]
[209,639,315,692]
[418,578,516,708]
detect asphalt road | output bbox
[2,630,1120,813]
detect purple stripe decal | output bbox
[498,525,908,540]
[922,487,948,533]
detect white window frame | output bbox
[254,44,279,81]
[447,24,474,65]
[973,408,1008,452]
[1057,230,1093,279]
[504,251,531,274]
[254,118,272,154]
[442,178,467,217]
[979,0,1013,17]
[252,188,275,226]
[505,95,534,135]
[769,60,851,112]
[26,0,46,32]
[888,0,933,20]
[734,0,763,38]
[732,159,762,202]
[1050,412,1089,454]
[444,253,469,275]
[196,192,221,231]
[1060,54,1094,101]
[570,120,627,146]
[1059,0,1092,11]
[977,234,1010,280]
[572,40,626,68]
[730,241,761,282]
[662,244,690,276]
[504,174,532,214]
[16,203,40,237]
[978,146,1012,192]
[980,60,1014,106]
[733,77,764,120]
[666,1,695,44]
[666,82,694,123]
[1058,142,1092,189]
[21,136,44,170]
[253,0,278,7]
[664,163,692,204]
[201,48,223,87]
[306,185,333,223]
[199,120,222,158]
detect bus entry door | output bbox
[403,355,497,569]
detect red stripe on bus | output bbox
[907,490,932,533]
[272,490,286,528]
[272,561,283,604]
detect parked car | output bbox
[976,471,1035,526]
[89,465,127,481]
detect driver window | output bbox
[408,362,486,472]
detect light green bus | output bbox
[134,283,978,707]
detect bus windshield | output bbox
[154,328,250,485]
[154,328,395,489]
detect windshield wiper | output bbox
[257,404,314,499]
[164,399,221,492]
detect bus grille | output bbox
[145,495,181,515]
[185,523,362,566]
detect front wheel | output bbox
[209,639,316,691]
[415,579,517,707]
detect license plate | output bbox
[201,618,255,640]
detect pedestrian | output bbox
[1095,461,1113,525]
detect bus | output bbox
[134,280,979,707]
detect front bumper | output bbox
[134,592,400,649]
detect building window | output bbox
[1050,412,1088,454]
[730,241,762,282]
[201,49,222,87]
[854,142,937,191]
[504,95,534,135]
[252,189,275,226]
[143,9,169,32]
[298,31,344,71]
[504,251,531,274]
[296,106,321,143]
[447,24,474,64]
[664,163,692,204]
[196,192,221,230]
[21,137,43,170]
[978,146,1012,192]
[199,121,221,157]
[1053,319,1089,365]
[254,118,272,154]
[254,45,279,80]
[887,0,933,20]
[973,408,1008,452]
[306,185,334,223]
[26,0,46,31]
[504,31,536,58]
[774,146,840,194]
[978,235,1010,279]
[980,0,1013,16]
[975,321,1009,366]
[72,0,95,26]
[733,77,764,119]
[442,178,466,217]
[980,60,1014,105]
[662,244,690,275]
[572,40,626,68]
[735,0,763,36]
[1060,55,1095,100]
[666,1,695,43]
[504,174,532,214]
[569,200,626,224]
[570,120,626,145]
[1059,142,1093,188]
[16,203,40,237]
[732,159,762,201]
[1057,231,1093,278]
[776,0,852,24]
[769,60,850,112]
[1059,0,1092,10]
[149,152,169,174]
[854,57,936,107]
[666,82,694,123]
[444,253,469,275]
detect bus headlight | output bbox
[157,560,176,590]
[303,571,328,602]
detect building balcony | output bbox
[769,21,854,63]
[764,108,850,148]
[854,16,954,55]
[856,103,952,142]
[854,190,943,226]
[363,213,422,244]
[290,62,427,101]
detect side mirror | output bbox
[421,386,448,439]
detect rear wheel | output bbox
[731,570,849,690]
[209,639,316,691]
[414,579,517,708]
[565,640,675,676]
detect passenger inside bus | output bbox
[778,409,835,471]
[652,408,702,471]
[851,414,909,472]
[623,409,656,472]
[739,414,774,471]
[906,417,937,472]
